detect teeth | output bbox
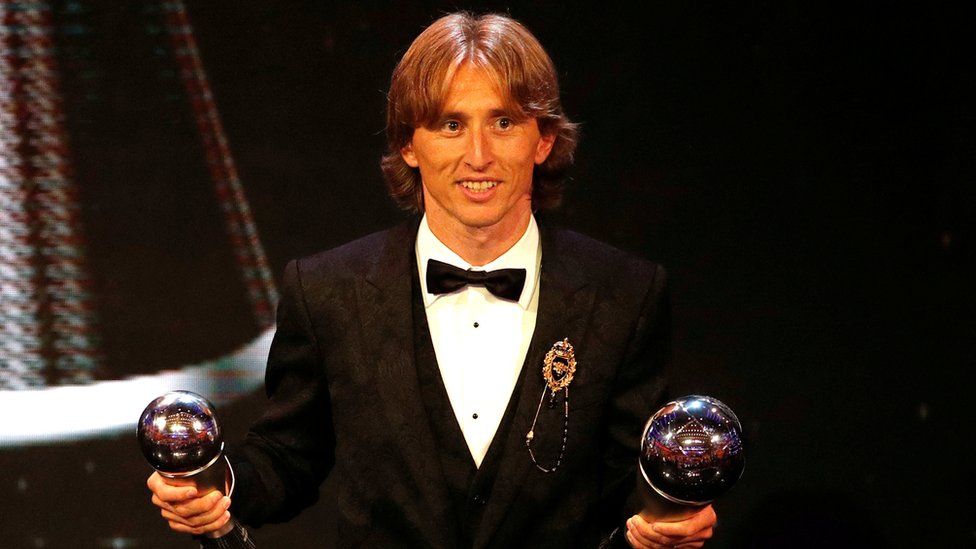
[460,181,498,192]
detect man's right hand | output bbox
[147,472,234,537]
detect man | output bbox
[148,12,717,548]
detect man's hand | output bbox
[147,472,234,537]
[625,505,716,548]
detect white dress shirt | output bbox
[415,215,540,467]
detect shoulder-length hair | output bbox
[380,12,579,212]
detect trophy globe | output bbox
[138,390,233,495]
[638,395,744,521]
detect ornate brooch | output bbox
[543,338,577,392]
[526,338,577,473]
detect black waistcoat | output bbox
[410,260,527,548]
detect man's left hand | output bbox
[624,505,716,548]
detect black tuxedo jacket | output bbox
[226,219,671,548]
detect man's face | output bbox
[401,64,555,237]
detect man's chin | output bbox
[457,216,500,229]
[427,201,531,236]
[454,212,510,231]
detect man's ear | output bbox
[534,133,556,165]
[401,142,419,168]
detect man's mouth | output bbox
[458,180,499,193]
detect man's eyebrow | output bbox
[496,106,533,121]
[436,108,520,121]
[438,111,469,121]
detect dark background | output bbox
[1,1,973,547]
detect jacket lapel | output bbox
[474,225,597,549]
[356,219,455,548]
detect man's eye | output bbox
[443,120,461,132]
[496,117,513,130]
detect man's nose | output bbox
[463,127,493,170]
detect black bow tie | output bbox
[426,259,527,302]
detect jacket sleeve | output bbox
[225,259,337,527]
[197,520,257,549]
[597,262,672,547]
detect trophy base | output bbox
[636,469,703,523]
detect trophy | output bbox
[138,390,233,496]
[638,395,744,522]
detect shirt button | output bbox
[472,413,479,419]
[473,321,479,328]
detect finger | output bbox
[167,511,232,536]
[675,543,704,548]
[151,493,179,515]
[659,526,713,545]
[147,473,198,502]
[625,527,650,548]
[625,529,666,549]
[152,489,223,518]
[660,530,712,548]
[151,491,227,520]
[652,505,717,538]
[149,484,199,506]
[161,496,231,527]
[627,516,674,546]
[168,490,226,518]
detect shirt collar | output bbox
[416,214,541,310]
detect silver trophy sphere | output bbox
[138,390,232,495]
[638,395,744,521]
